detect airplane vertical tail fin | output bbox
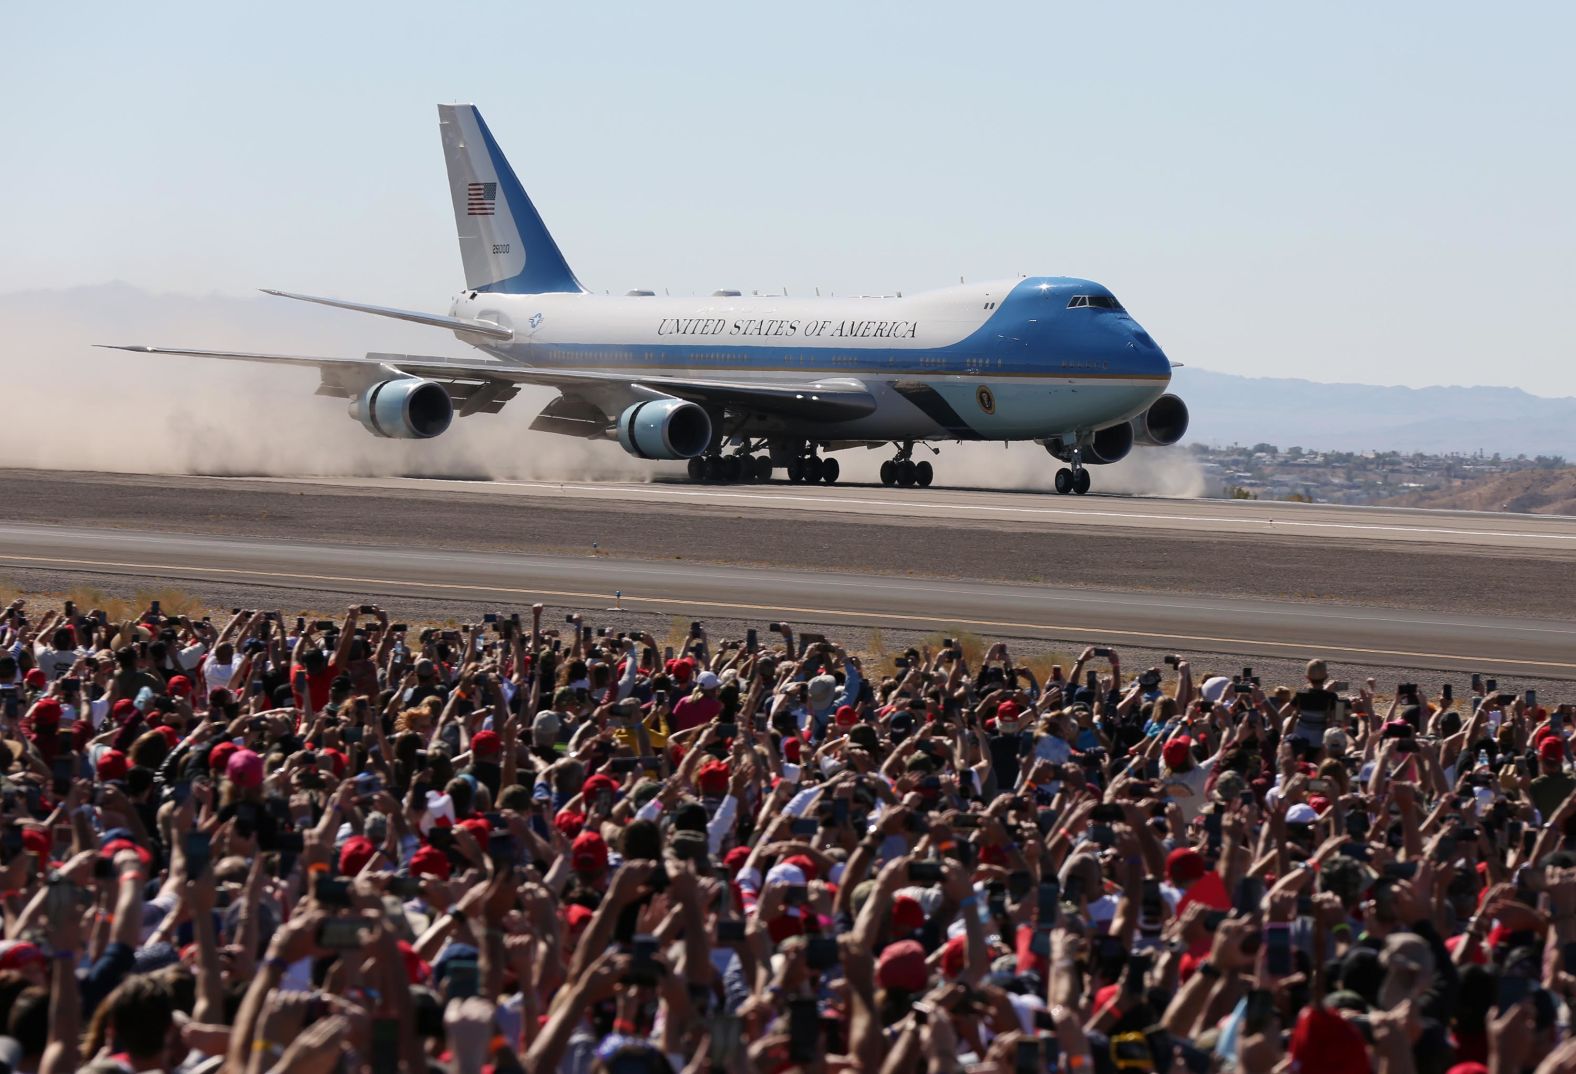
[437,104,584,294]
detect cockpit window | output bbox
[1067,294,1124,311]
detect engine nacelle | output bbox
[350,379,454,439]
[616,398,712,460]
[1132,394,1189,447]
[1085,421,1134,465]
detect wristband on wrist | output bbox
[957,894,978,910]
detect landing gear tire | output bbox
[1054,468,1074,495]
[804,456,824,483]
[880,460,897,487]
[687,457,705,481]
[753,456,773,482]
[786,457,804,484]
[914,460,934,488]
[1073,468,1091,495]
[821,457,840,484]
[895,459,917,487]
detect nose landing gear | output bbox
[1053,447,1091,495]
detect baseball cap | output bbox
[226,748,264,789]
[1165,848,1207,885]
[1285,803,1319,825]
[96,749,130,781]
[877,939,928,992]
[531,711,562,746]
[339,835,377,876]
[891,895,925,932]
[696,671,720,690]
[471,729,501,757]
[408,845,451,881]
[696,761,729,795]
[1539,737,1564,762]
[571,830,608,873]
[1162,736,1194,769]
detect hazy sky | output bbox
[6,3,1574,394]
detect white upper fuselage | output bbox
[450,276,1173,442]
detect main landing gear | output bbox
[785,452,840,485]
[684,441,839,485]
[1053,447,1092,495]
[879,441,934,488]
[685,453,775,484]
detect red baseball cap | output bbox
[1540,737,1565,762]
[1287,1006,1370,1074]
[571,830,608,873]
[167,676,193,698]
[1165,847,1207,885]
[891,895,925,932]
[208,741,239,775]
[582,773,619,799]
[696,761,730,795]
[96,750,130,781]
[23,669,46,690]
[554,810,587,837]
[939,934,967,979]
[1162,736,1194,769]
[408,845,451,881]
[835,705,858,727]
[876,939,927,992]
[339,835,376,876]
[471,730,501,757]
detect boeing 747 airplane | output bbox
[106,104,1188,495]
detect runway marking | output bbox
[3,550,1574,673]
[348,477,1576,545]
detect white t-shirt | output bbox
[33,646,79,681]
[1159,756,1217,823]
[202,654,237,692]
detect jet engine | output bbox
[616,398,712,460]
[1131,394,1189,447]
[1084,421,1134,465]
[350,379,455,439]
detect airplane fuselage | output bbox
[451,275,1172,443]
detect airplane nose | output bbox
[1126,326,1171,376]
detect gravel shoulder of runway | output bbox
[1,565,1570,700]
[9,468,1576,620]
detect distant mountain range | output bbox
[1172,368,1574,457]
[2,283,1570,460]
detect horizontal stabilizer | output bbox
[259,289,514,340]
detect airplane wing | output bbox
[96,345,878,423]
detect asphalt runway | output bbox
[0,519,1573,678]
[267,474,1576,552]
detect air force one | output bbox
[106,104,1188,495]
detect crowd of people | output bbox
[0,594,1570,1073]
